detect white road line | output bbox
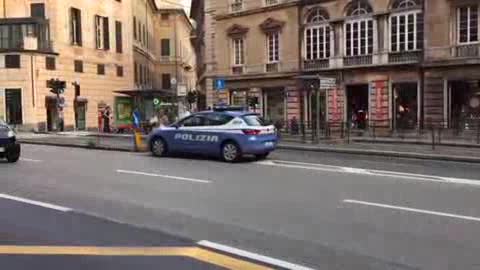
[257,160,480,187]
[117,170,212,184]
[20,158,43,163]
[197,240,316,270]
[343,199,480,223]
[0,194,71,212]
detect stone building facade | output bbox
[0,0,136,131]
[195,0,480,135]
[0,0,199,132]
[155,7,197,115]
[423,0,480,131]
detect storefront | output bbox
[114,89,178,129]
[393,82,419,130]
[448,80,480,130]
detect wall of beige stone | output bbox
[214,5,300,77]
[0,0,135,131]
[154,9,197,92]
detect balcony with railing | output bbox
[388,50,422,63]
[265,0,280,6]
[303,59,329,70]
[230,61,297,75]
[0,17,52,53]
[230,1,244,13]
[455,44,480,58]
[265,62,279,72]
[343,55,373,66]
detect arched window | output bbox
[389,0,423,52]
[304,7,331,61]
[346,0,373,17]
[305,7,329,24]
[344,1,374,57]
[391,0,421,10]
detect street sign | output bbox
[170,77,177,86]
[214,78,226,91]
[319,77,336,90]
[153,98,160,106]
[177,84,187,97]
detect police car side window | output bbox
[205,114,234,126]
[180,116,205,127]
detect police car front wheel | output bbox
[221,142,241,162]
[151,138,167,157]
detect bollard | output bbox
[372,123,376,139]
[438,128,442,144]
[477,121,480,145]
[133,129,145,152]
[301,122,306,143]
[431,127,436,150]
[347,121,351,144]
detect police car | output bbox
[0,120,20,163]
[148,110,278,162]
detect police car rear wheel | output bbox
[151,138,167,157]
[222,142,240,162]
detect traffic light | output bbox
[47,79,66,95]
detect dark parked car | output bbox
[0,120,20,163]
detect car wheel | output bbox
[222,142,241,162]
[151,138,167,157]
[6,149,20,163]
[255,153,270,160]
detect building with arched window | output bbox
[297,0,425,134]
[198,0,480,137]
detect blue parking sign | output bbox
[214,79,226,91]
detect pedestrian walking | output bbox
[103,106,112,133]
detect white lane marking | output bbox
[20,158,43,163]
[117,170,212,184]
[197,240,316,270]
[257,160,480,187]
[0,194,71,212]
[344,199,480,223]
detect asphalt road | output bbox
[2,145,480,269]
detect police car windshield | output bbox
[242,115,268,126]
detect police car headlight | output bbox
[7,130,15,138]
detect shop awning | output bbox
[114,89,177,98]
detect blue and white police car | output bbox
[148,109,278,162]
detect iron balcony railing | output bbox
[455,44,480,58]
[0,17,52,52]
[388,51,422,63]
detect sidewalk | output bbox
[17,132,480,163]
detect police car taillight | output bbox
[242,129,261,135]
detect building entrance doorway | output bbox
[46,97,58,131]
[75,101,87,131]
[263,89,284,127]
[393,83,418,130]
[307,91,326,130]
[5,89,22,125]
[346,84,369,129]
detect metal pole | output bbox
[316,89,320,143]
[477,120,480,145]
[431,127,435,150]
[347,121,351,144]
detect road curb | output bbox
[277,144,480,164]
[19,140,135,153]
[19,139,480,164]
[353,138,480,149]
